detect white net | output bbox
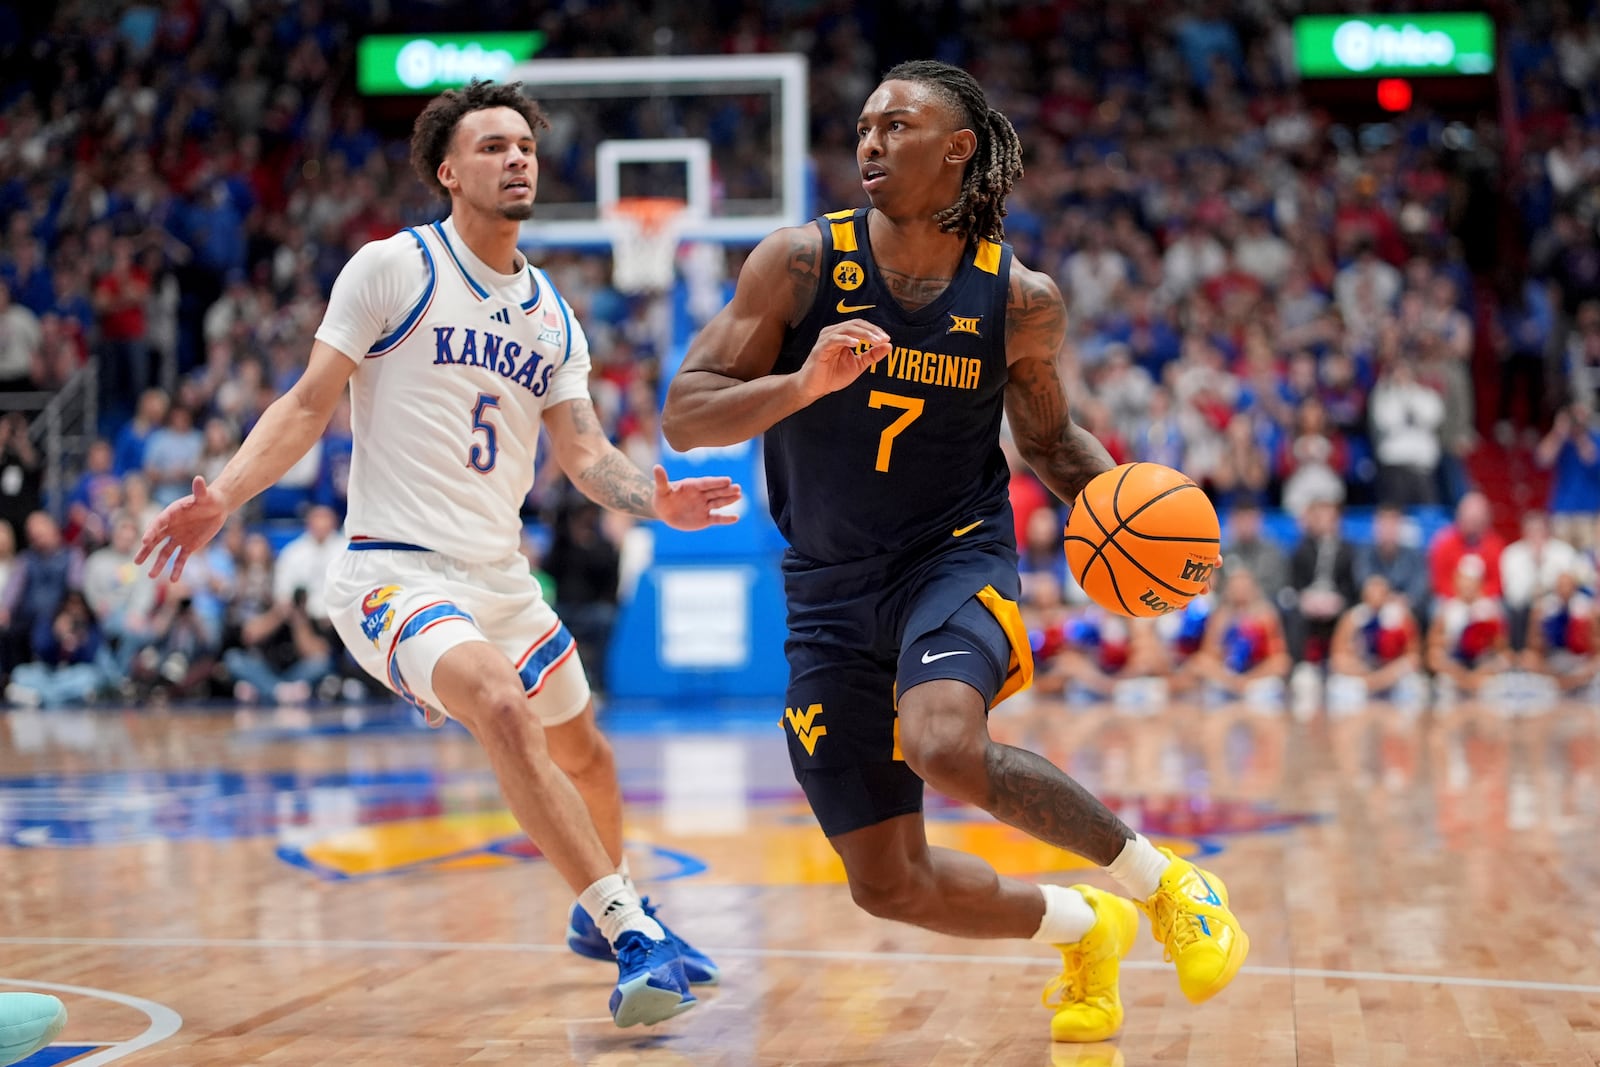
[605,198,686,293]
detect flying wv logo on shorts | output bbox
[783,703,827,756]
[361,586,402,647]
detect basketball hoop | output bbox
[604,197,687,294]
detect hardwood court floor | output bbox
[1,695,1598,1066]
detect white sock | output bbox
[617,855,634,891]
[578,874,665,944]
[1030,884,1097,945]
[1103,834,1169,900]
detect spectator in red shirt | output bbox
[93,238,148,346]
[1003,434,1051,548]
[1332,176,1406,265]
[93,237,151,418]
[1427,491,1507,598]
[1200,246,1265,323]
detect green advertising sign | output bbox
[358,33,546,95]
[1293,14,1495,78]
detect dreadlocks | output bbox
[881,60,1023,242]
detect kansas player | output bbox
[664,61,1248,1043]
[137,81,732,1028]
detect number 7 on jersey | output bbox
[867,390,924,473]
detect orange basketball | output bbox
[1062,462,1221,618]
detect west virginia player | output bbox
[664,61,1249,1043]
[137,81,732,1028]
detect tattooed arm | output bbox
[1002,263,1114,505]
[662,224,890,450]
[544,398,742,527]
[544,398,657,518]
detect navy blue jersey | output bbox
[764,208,1014,564]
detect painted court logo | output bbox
[360,586,401,646]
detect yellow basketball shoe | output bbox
[1138,848,1249,1003]
[1043,885,1139,1043]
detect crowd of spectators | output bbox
[1,0,1599,708]
[1019,485,1600,713]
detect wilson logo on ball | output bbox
[1137,589,1179,614]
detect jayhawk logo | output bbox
[360,586,401,647]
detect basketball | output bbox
[1063,463,1221,618]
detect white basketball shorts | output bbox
[326,544,590,727]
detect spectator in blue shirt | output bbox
[314,400,353,516]
[113,389,169,477]
[68,440,118,521]
[1171,2,1243,91]
[142,404,204,507]
[1539,400,1600,551]
[0,238,53,314]
[4,590,109,707]
[46,265,96,338]
[1,511,84,673]
[1128,386,1187,471]
[1354,503,1434,626]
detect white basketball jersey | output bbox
[313,217,592,564]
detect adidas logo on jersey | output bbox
[490,307,512,325]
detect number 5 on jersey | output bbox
[868,390,924,473]
[468,392,501,473]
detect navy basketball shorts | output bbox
[779,540,1033,838]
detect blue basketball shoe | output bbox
[609,930,697,1028]
[568,898,722,985]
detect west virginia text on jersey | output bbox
[765,208,1014,564]
[866,347,983,391]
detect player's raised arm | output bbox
[661,224,890,450]
[137,340,357,580]
[1001,262,1113,506]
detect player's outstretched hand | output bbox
[795,319,891,400]
[136,475,229,581]
[652,465,743,530]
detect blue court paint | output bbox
[0,979,181,1066]
[13,1045,108,1066]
